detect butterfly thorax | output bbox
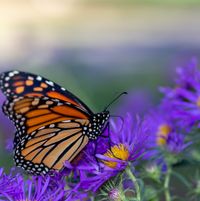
[83,111,110,140]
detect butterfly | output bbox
[0,70,110,175]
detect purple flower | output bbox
[0,168,23,200]
[66,113,149,195]
[160,58,200,129]
[64,143,121,196]
[21,175,66,201]
[0,168,66,201]
[166,132,191,154]
[145,105,191,156]
[107,113,149,162]
[145,106,173,147]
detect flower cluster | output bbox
[1,59,200,200]
[145,104,190,158]
[160,58,200,130]
[0,168,66,201]
[65,114,149,199]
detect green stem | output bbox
[119,173,126,201]
[125,166,141,201]
[164,166,171,201]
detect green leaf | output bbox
[171,171,191,188]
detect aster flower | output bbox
[19,174,66,201]
[166,132,191,154]
[0,168,66,201]
[66,113,149,198]
[160,58,200,130]
[145,106,191,155]
[0,168,23,200]
[65,148,120,194]
[109,113,149,161]
[145,106,173,155]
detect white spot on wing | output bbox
[39,126,45,130]
[9,72,14,77]
[13,71,19,74]
[36,76,42,81]
[62,120,71,123]
[28,76,34,80]
[45,80,54,86]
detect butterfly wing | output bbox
[0,70,93,115]
[16,118,89,175]
[0,71,96,175]
[3,96,90,174]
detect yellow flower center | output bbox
[102,144,129,168]
[156,124,171,146]
[196,97,200,107]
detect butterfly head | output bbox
[84,111,110,140]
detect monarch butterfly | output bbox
[0,70,113,175]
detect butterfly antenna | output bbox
[104,92,127,111]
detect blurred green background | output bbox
[0,0,200,177]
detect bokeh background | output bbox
[0,0,199,184]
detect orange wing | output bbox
[0,71,95,175]
[3,96,90,148]
[0,70,93,115]
[15,120,89,175]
